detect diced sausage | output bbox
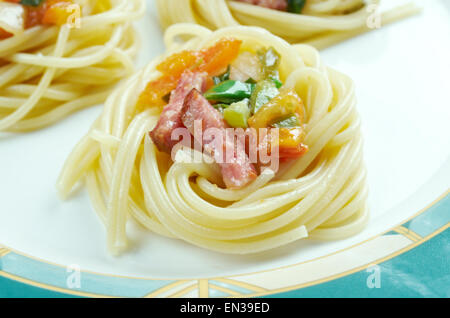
[149,70,208,153]
[182,89,257,189]
[235,0,288,11]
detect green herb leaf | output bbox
[250,80,279,114]
[212,65,231,85]
[258,47,281,79]
[270,76,283,89]
[287,0,306,14]
[272,115,301,128]
[204,80,255,104]
[20,0,45,7]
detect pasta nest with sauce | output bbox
[157,0,378,46]
[58,24,369,255]
[0,0,145,132]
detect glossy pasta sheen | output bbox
[0,0,145,132]
[156,0,420,49]
[157,0,371,41]
[57,25,369,256]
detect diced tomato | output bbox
[138,38,243,108]
[137,74,179,108]
[137,51,202,107]
[0,28,13,40]
[236,0,288,11]
[4,0,77,29]
[257,126,308,160]
[248,89,308,159]
[42,0,74,26]
[277,127,309,159]
[278,127,305,147]
[198,38,242,76]
[156,50,200,75]
[279,145,308,159]
[248,89,305,128]
[11,0,48,29]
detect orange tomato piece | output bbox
[138,38,243,108]
[279,143,309,159]
[0,28,13,40]
[156,50,200,76]
[277,127,309,159]
[257,126,308,160]
[137,51,201,106]
[23,3,47,28]
[42,0,75,26]
[278,127,305,147]
[137,74,179,108]
[198,38,242,76]
[5,0,77,28]
[248,89,305,129]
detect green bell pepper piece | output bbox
[204,80,255,104]
[223,99,251,128]
[287,0,306,13]
[258,47,281,79]
[270,76,283,89]
[250,80,279,114]
[272,115,301,128]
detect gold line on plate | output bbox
[0,248,10,258]
[238,224,449,298]
[0,191,447,283]
[0,191,447,298]
[168,283,198,298]
[226,190,450,280]
[209,283,242,297]
[0,270,109,298]
[144,280,193,298]
[198,279,209,298]
[394,226,423,242]
[214,278,268,293]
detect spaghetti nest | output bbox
[157,0,380,46]
[58,24,369,255]
[0,0,145,132]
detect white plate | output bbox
[0,0,449,280]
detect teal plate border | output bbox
[268,228,449,298]
[0,192,449,298]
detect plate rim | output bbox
[1,189,448,298]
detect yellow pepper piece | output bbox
[248,89,304,128]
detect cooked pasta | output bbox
[0,0,145,132]
[156,0,420,49]
[57,24,369,256]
